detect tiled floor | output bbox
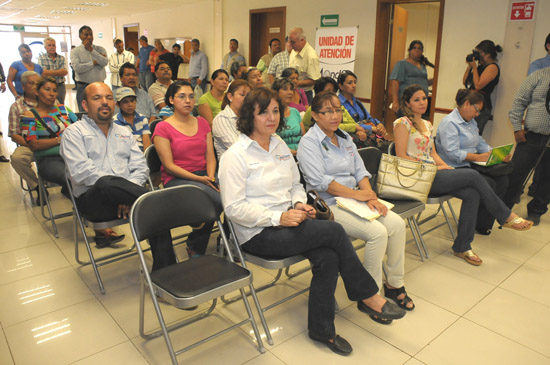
[1,131,550,363]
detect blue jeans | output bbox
[242,219,378,340]
[165,171,221,255]
[430,168,511,252]
[139,70,154,92]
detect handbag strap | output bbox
[30,108,58,138]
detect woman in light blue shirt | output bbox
[297,91,414,317]
[435,89,510,235]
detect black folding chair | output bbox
[130,185,268,364]
[37,171,72,238]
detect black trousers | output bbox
[76,176,176,271]
[503,132,550,217]
[242,219,378,340]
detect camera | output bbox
[466,50,480,62]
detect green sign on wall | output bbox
[13,25,25,32]
[320,14,339,27]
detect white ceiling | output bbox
[0,0,193,25]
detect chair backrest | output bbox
[144,144,162,174]
[75,112,87,120]
[357,147,383,192]
[149,118,161,135]
[131,185,220,241]
[388,142,396,156]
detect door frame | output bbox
[249,6,286,66]
[370,0,445,123]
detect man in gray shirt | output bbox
[70,25,108,112]
[188,38,209,93]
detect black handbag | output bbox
[470,161,513,178]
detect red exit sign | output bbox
[510,1,535,21]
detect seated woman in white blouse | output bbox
[212,79,251,159]
[219,87,405,356]
[297,91,413,316]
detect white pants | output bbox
[331,205,406,290]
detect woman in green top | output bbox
[198,69,229,126]
[272,78,304,155]
[303,77,367,139]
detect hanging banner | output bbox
[315,26,358,80]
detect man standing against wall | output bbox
[136,36,154,91]
[288,27,320,103]
[268,36,291,84]
[159,43,184,80]
[71,25,108,112]
[221,39,245,75]
[188,38,209,93]
[109,38,134,91]
[39,37,68,104]
[258,38,281,87]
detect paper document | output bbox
[335,197,394,221]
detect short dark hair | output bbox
[114,39,123,45]
[243,67,260,82]
[400,84,426,119]
[455,88,484,107]
[119,62,137,78]
[222,79,251,109]
[154,61,169,73]
[310,91,341,125]
[211,68,229,81]
[172,43,181,50]
[79,25,92,35]
[139,35,148,43]
[269,38,280,47]
[337,70,357,86]
[237,88,286,136]
[191,38,200,46]
[544,33,550,52]
[314,77,338,94]
[230,38,239,46]
[272,78,294,93]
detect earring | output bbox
[229,99,233,103]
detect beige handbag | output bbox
[376,154,437,203]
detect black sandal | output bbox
[384,284,415,311]
[369,314,393,325]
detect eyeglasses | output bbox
[317,109,344,116]
[473,105,481,113]
[174,94,195,100]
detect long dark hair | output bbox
[400,84,426,119]
[476,40,503,60]
[408,40,434,68]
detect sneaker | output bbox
[526,214,541,226]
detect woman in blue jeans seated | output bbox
[297,91,413,316]
[153,80,220,258]
[219,88,405,356]
[393,84,532,266]
[436,89,510,235]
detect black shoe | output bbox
[0,156,9,163]
[383,284,415,311]
[357,300,406,321]
[33,187,49,206]
[526,214,541,226]
[308,333,352,356]
[93,234,125,248]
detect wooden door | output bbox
[385,5,408,127]
[123,25,139,57]
[249,7,286,66]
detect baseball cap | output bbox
[115,87,136,102]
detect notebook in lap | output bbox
[471,144,514,166]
